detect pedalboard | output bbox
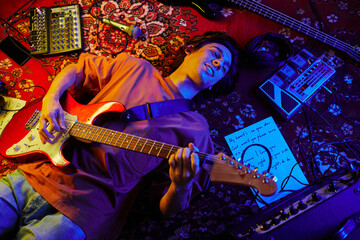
[258,49,335,120]
[29,4,82,55]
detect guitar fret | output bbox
[95,128,104,142]
[135,138,145,151]
[126,136,134,149]
[157,143,165,157]
[132,137,141,151]
[121,134,129,147]
[84,124,92,140]
[100,129,109,143]
[120,134,128,148]
[114,132,123,147]
[105,130,113,145]
[102,129,110,144]
[83,124,95,141]
[108,130,116,145]
[148,141,156,155]
[140,139,148,153]
[84,124,93,140]
[75,122,83,138]
[78,123,88,139]
[166,145,174,159]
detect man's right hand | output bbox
[39,95,66,144]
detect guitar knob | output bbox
[13,144,21,152]
[28,134,35,141]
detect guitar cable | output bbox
[239,143,273,174]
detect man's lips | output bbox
[205,63,214,77]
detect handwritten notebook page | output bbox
[225,116,308,207]
[0,96,26,136]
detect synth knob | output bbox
[260,222,270,231]
[248,227,255,234]
[297,200,307,210]
[328,182,338,192]
[311,192,322,202]
[279,210,289,220]
[289,205,299,215]
[270,217,280,225]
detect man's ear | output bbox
[185,44,195,55]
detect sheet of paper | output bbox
[0,96,26,136]
[225,116,308,207]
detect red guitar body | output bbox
[0,92,125,166]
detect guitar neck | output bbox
[69,121,208,163]
[230,0,360,62]
[68,121,278,196]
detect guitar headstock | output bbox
[209,154,277,196]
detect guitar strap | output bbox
[121,99,194,122]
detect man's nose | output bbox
[212,59,221,69]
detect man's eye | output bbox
[211,50,219,58]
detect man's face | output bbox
[184,42,232,90]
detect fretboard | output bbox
[229,0,360,62]
[69,121,184,160]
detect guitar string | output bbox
[64,119,271,176]
[55,119,272,182]
[235,0,358,56]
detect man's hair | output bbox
[170,31,241,97]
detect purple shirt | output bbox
[20,53,214,239]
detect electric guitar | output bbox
[0,92,277,196]
[158,0,360,63]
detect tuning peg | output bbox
[270,176,278,182]
[253,172,261,179]
[254,167,258,172]
[262,171,268,176]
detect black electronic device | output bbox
[0,81,7,111]
[0,96,5,111]
[258,49,335,120]
[0,36,31,66]
[29,4,82,55]
[245,33,293,68]
[231,172,360,240]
